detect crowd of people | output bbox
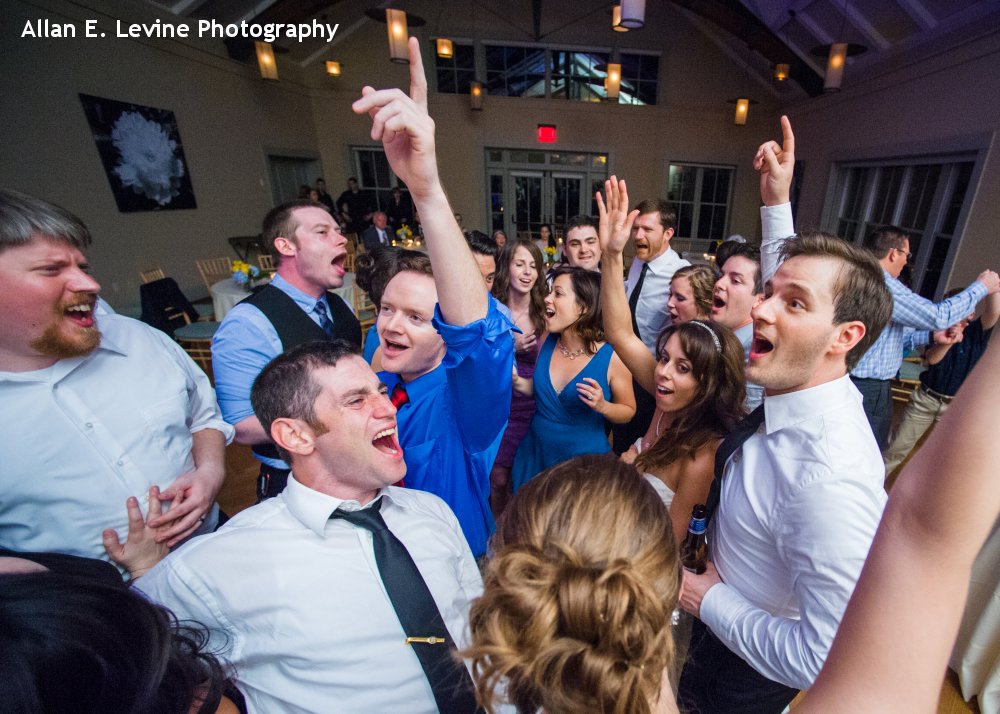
[2,37,999,714]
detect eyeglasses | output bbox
[896,248,913,261]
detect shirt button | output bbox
[117,459,124,466]
[85,422,93,429]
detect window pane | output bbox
[942,162,974,234]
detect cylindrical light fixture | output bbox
[386,8,409,64]
[774,63,789,81]
[612,5,628,32]
[619,0,646,29]
[436,38,453,58]
[605,63,622,101]
[325,61,341,76]
[734,98,750,125]
[255,41,278,80]
[470,81,484,110]
[824,42,848,91]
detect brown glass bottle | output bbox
[680,504,708,574]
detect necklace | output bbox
[641,411,665,452]
[557,339,586,360]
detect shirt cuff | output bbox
[434,294,516,368]
[760,203,794,242]
[699,580,748,639]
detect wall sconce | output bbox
[612,5,628,32]
[386,8,409,64]
[325,61,341,76]
[734,98,749,125]
[436,38,453,58]
[255,41,278,81]
[774,63,789,81]
[619,0,646,29]
[605,63,621,101]
[470,81,484,110]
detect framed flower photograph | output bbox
[79,94,197,212]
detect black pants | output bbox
[677,618,799,714]
[257,462,291,502]
[851,376,892,450]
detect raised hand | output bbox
[103,486,170,578]
[352,37,439,200]
[754,115,796,207]
[597,175,639,256]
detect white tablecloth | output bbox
[210,274,357,321]
[951,517,1000,713]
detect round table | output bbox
[210,273,357,321]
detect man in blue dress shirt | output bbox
[354,38,514,557]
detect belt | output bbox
[920,383,955,403]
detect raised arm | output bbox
[598,177,657,394]
[804,331,1000,712]
[755,115,796,284]
[352,37,485,326]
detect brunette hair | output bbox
[0,573,226,714]
[862,225,910,260]
[717,243,763,294]
[355,247,428,310]
[634,321,746,472]
[464,455,679,714]
[782,232,893,369]
[633,199,677,233]
[261,199,332,266]
[670,264,716,320]
[492,239,547,336]
[548,266,605,354]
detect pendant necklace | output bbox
[557,339,586,360]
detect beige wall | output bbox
[3,0,321,306]
[783,29,1000,292]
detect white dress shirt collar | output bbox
[762,373,857,436]
[643,245,683,274]
[282,473,396,538]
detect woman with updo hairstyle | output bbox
[666,264,715,324]
[465,454,679,714]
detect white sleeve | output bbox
[700,475,884,689]
[760,203,795,286]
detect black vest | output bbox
[244,285,362,460]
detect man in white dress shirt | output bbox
[138,339,483,713]
[613,199,690,452]
[0,189,233,564]
[677,118,893,712]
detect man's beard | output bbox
[30,318,100,360]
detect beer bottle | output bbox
[680,504,708,574]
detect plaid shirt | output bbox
[852,271,986,380]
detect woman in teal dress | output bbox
[511,267,635,492]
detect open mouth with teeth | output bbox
[331,254,347,275]
[372,426,403,459]
[750,334,774,359]
[544,307,556,319]
[64,302,96,328]
[382,339,409,357]
[656,384,674,398]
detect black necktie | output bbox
[628,262,650,337]
[331,498,481,713]
[704,404,765,524]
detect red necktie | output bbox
[390,383,409,409]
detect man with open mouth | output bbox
[0,188,233,567]
[677,118,893,713]
[356,38,514,560]
[138,340,483,713]
[212,198,361,501]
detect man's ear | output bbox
[270,417,316,457]
[274,236,297,258]
[830,320,866,359]
[664,227,675,241]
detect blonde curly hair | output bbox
[464,454,680,714]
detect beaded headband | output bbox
[689,320,721,353]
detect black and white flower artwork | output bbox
[79,94,197,212]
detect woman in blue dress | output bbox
[511,267,635,491]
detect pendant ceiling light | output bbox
[618,0,645,30]
[386,8,409,64]
[255,41,278,80]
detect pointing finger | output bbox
[407,37,428,109]
[780,115,795,160]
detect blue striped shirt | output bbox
[851,272,986,380]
